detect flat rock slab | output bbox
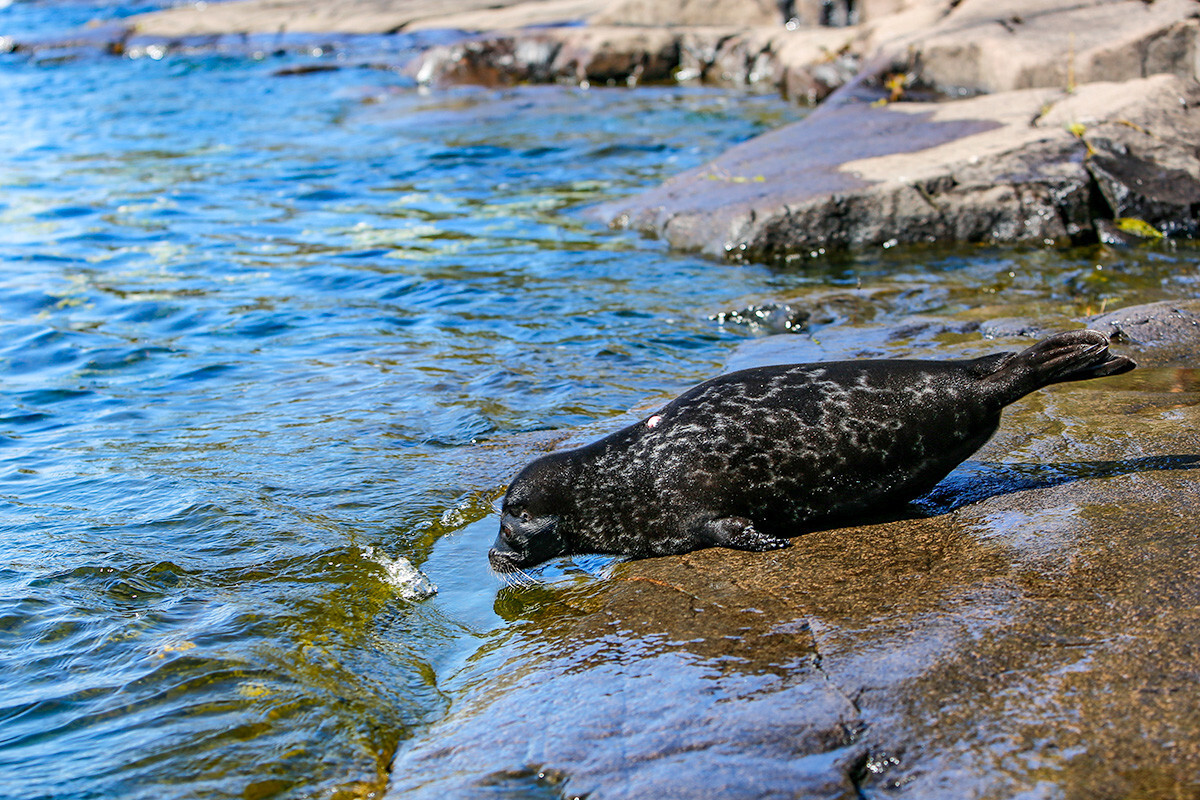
[878,0,1200,94]
[127,0,612,36]
[592,74,1200,260]
[388,328,1200,799]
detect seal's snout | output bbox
[488,504,565,571]
[488,546,516,572]
[488,532,523,573]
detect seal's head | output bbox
[488,453,574,573]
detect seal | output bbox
[488,330,1134,572]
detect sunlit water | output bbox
[2,4,1199,799]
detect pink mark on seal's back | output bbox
[646,415,663,428]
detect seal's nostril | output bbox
[488,547,520,573]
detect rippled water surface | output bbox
[3,4,1200,799]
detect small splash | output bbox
[362,546,437,601]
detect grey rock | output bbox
[1088,299,1200,365]
[977,316,1050,340]
[1089,298,1200,342]
[594,75,1200,260]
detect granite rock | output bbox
[594,75,1200,260]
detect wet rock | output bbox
[713,289,896,342]
[408,24,860,97]
[412,25,683,87]
[388,330,1200,799]
[1088,299,1200,366]
[1094,217,1160,247]
[722,302,1200,375]
[721,316,985,372]
[387,574,867,799]
[711,301,812,333]
[1087,148,1200,238]
[977,316,1049,340]
[594,75,1200,260]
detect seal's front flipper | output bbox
[699,516,789,552]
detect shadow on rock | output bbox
[915,453,1200,515]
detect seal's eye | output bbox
[519,509,532,523]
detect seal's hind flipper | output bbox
[698,516,790,552]
[1019,329,1135,384]
[988,329,1135,403]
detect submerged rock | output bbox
[711,301,812,333]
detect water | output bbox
[1,4,1199,799]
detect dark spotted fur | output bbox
[488,330,1134,572]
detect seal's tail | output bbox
[990,330,1135,402]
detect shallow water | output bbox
[2,4,1200,799]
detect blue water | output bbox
[3,4,1200,799]
[0,7,816,798]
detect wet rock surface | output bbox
[710,301,814,333]
[1088,298,1200,366]
[388,321,1200,799]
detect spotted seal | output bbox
[488,330,1134,572]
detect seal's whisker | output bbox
[490,565,536,588]
[508,567,536,588]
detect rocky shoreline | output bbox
[76,0,1200,260]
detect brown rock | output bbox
[386,331,1200,799]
